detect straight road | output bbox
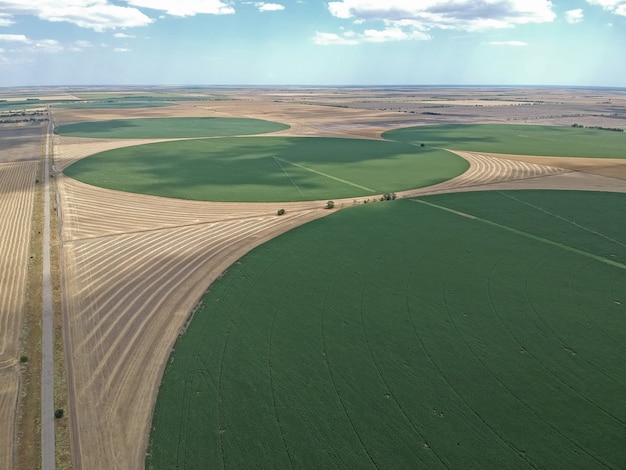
[41,116,55,469]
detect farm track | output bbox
[53,113,626,468]
[0,160,38,469]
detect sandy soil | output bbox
[0,125,41,469]
[50,89,626,469]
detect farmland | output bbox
[383,124,626,159]
[56,117,289,139]
[148,191,626,469]
[63,136,467,201]
[0,124,42,469]
[3,86,626,469]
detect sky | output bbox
[0,0,625,87]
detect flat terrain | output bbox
[383,124,626,159]
[56,117,289,138]
[0,124,42,469]
[24,86,625,469]
[63,136,467,202]
[148,191,626,469]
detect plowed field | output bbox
[0,126,41,469]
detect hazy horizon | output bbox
[0,0,625,88]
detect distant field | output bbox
[147,190,626,469]
[56,117,290,139]
[54,94,226,109]
[54,100,175,109]
[63,136,467,202]
[383,124,626,158]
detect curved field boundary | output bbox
[53,136,177,172]
[56,125,626,468]
[58,177,331,241]
[0,160,38,469]
[401,151,626,197]
[148,191,626,469]
[399,150,568,196]
[56,117,289,139]
[58,172,330,469]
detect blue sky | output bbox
[0,0,624,87]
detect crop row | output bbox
[0,161,38,469]
[59,175,326,469]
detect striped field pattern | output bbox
[0,160,38,469]
[57,173,329,469]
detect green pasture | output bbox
[383,124,626,158]
[63,136,467,202]
[147,190,626,469]
[56,117,289,139]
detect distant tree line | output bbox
[572,123,624,132]
[0,118,47,124]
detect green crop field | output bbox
[383,124,626,159]
[63,136,467,202]
[147,190,626,469]
[56,117,290,139]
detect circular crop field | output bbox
[63,136,468,202]
[383,124,626,159]
[148,190,626,469]
[56,117,290,139]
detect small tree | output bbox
[326,200,335,209]
[277,208,285,216]
[54,409,64,419]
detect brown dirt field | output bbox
[0,126,44,163]
[51,89,626,469]
[479,152,626,181]
[0,125,41,468]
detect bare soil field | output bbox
[48,87,626,469]
[0,124,42,469]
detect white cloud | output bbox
[327,0,556,31]
[257,3,285,12]
[488,40,528,46]
[114,32,136,38]
[565,9,584,23]
[243,2,284,12]
[586,0,626,16]
[0,0,153,31]
[363,26,430,42]
[0,13,14,26]
[69,39,96,51]
[114,47,130,52]
[313,31,359,45]
[0,33,29,42]
[125,0,234,17]
[0,33,64,54]
[315,25,431,45]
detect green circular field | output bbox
[383,124,626,158]
[148,190,626,469]
[63,136,468,202]
[56,117,290,139]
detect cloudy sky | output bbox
[0,0,624,87]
